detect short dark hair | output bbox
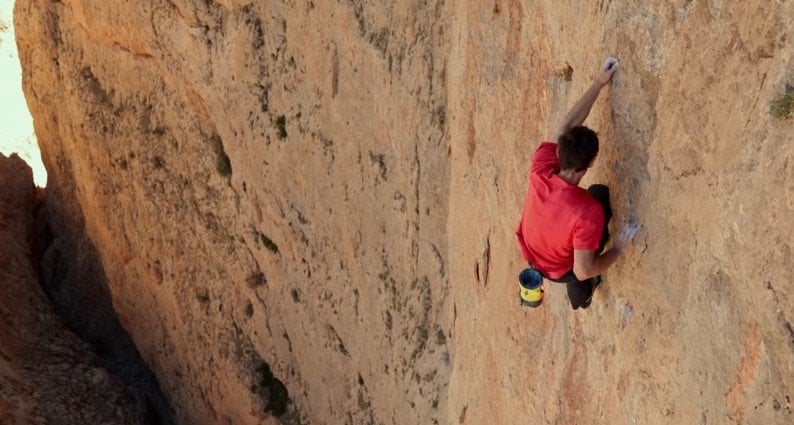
[557,126,599,172]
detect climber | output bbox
[516,57,639,310]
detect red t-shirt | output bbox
[516,142,604,279]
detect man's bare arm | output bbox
[555,57,619,142]
[573,247,622,280]
[572,223,639,281]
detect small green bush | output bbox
[770,85,793,119]
[246,272,267,288]
[275,115,287,139]
[260,232,279,254]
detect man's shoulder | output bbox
[535,141,556,154]
[530,142,558,174]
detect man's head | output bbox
[557,126,599,172]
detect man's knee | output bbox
[587,184,612,219]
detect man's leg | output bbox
[550,271,594,310]
[587,184,612,253]
[586,184,613,298]
[566,278,594,310]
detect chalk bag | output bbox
[519,268,543,308]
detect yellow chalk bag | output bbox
[518,268,543,308]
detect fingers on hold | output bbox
[621,224,639,241]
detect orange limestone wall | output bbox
[16,0,793,424]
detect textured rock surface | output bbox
[17,1,449,423]
[446,2,793,424]
[14,0,794,424]
[0,153,146,424]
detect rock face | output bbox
[14,0,793,424]
[0,154,147,424]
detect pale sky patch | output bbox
[1,0,46,187]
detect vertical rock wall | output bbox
[14,0,793,424]
[446,1,793,424]
[16,0,449,423]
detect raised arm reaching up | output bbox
[555,57,619,141]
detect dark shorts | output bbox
[545,271,597,310]
[539,184,612,310]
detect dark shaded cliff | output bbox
[0,153,149,424]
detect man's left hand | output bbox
[595,57,619,87]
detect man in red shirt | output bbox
[516,57,639,309]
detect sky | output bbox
[0,0,47,186]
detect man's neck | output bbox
[558,169,584,186]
